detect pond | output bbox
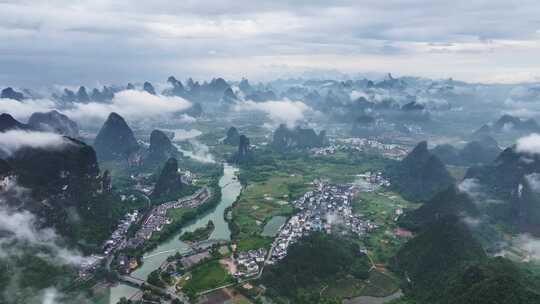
[261,216,287,237]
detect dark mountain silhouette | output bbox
[493,114,540,132]
[398,186,479,230]
[246,90,277,102]
[90,86,115,102]
[144,129,181,167]
[221,87,238,104]
[401,101,425,111]
[0,113,31,131]
[460,136,501,165]
[465,147,540,234]
[223,126,240,145]
[238,78,254,95]
[28,110,79,137]
[430,144,460,165]
[76,86,90,103]
[93,112,139,161]
[143,81,156,95]
[395,216,540,304]
[237,135,250,161]
[166,76,186,97]
[431,136,501,166]
[3,137,116,246]
[473,115,540,136]
[1,87,24,101]
[388,141,454,201]
[271,124,326,152]
[151,158,183,201]
[0,159,12,177]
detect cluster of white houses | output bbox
[233,248,267,278]
[268,181,377,264]
[127,187,211,248]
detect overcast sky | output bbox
[1,0,540,87]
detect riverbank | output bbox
[109,163,242,303]
[344,290,403,304]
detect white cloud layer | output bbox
[0,90,193,129]
[525,173,540,193]
[0,130,70,156]
[514,234,540,262]
[0,98,56,120]
[0,179,88,266]
[234,99,311,127]
[516,133,540,154]
[65,90,192,126]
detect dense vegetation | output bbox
[397,186,479,231]
[180,220,215,242]
[182,259,233,299]
[262,232,370,303]
[466,147,540,234]
[387,141,454,202]
[394,216,540,304]
[430,136,501,166]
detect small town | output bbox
[355,171,391,192]
[127,187,211,248]
[79,187,211,278]
[232,248,267,278]
[310,139,408,160]
[268,181,378,264]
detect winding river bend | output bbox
[109,163,241,303]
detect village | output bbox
[267,181,379,264]
[127,187,211,249]
[311,138,408,160]
[79,187,211,278]
[78,163,399,299]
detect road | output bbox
[119,275,188,302]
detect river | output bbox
[109,163,241,303]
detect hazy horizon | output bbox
[1,0,540,86]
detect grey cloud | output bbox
[0,130,71,156]
[234,99,313,127]
[516,133,540,155]
[1,0,540,85]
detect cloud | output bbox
[0,205,87,266]
[525,173,540,193]
[516,133,540,154]
[458,178,503,205]
[2,1,540,84]
[0,179,92,303]
[173,140,215,163]
[514,234,540,262]
[0,98,56,121]
[458,178,483,199]
[461,216,482,228]
[41,288,60,304]
[234,99,311,127]
[0,130,70,156]
[350,90,369,101]
[0,90,194,129]
[65,90,192,127]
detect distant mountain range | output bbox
[473,114,540,138]
[271,124,326,152]
[431,136,502,166]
